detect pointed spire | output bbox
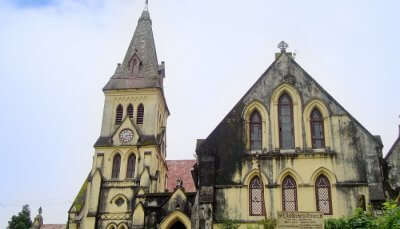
[104,2,164,91]
[139,0,151,23]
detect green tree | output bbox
[7,205,32,229]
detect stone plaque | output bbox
[277,211,324,229]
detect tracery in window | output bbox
[315,175,332,215]
[278,93,294,149]
[115,104,123,125]
[112,154,121,179]
[127,104,134,119]
[282,175,297,211]
[249,176,265,216]
[137,104,144,124]
[310,108,325,148]
[250,111,262,151]
[126,154,136,179]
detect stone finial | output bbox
[278,41,288,53]
[38,207,42,215]
[176,177,183,189]
[144,0,149,11]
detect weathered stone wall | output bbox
[196,52,384,223]
[385,127,400,198]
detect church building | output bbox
[67,2,387,229]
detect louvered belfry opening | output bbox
[282,175,298,211]
[310,108,325,148]
[112,154,121,179]
[115,104,123,124]
[250,111,262,151]
[127,104,134,119]
[316,175,332,215]
[126,154,136,179]
[137,104,144,124]
[249,176,265,216]
[278,93,294,149]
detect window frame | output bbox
[278,93,295,149]
[249,176,265,216]
[282,175,298,211]
[115,104,123,125]
[126,154,136,179]
[111,154,121,179]
[250,111,262,151]
[137,104,144,124]
[310,108,325,149]
[315,174,332,215]
[127,104,134,119]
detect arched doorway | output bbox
[169,220,186,229]
[160,211,191,229]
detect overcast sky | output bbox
[0,0,399,226]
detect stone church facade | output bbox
[67,3,388,229]
[384,126,400,199]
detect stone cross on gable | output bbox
[278,41,288,53]
[176,177,183,188]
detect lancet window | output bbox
[249,176,265,216]
[111,154,121,179]
[278,93,294,149]
[127,104,134,119]
[315,175,332,215]
[126,154,136,179]
[115,104,123,125]
[310,108,325,148]
[250,111,262,151]
[282,175,297,211]
[137,104,144,124]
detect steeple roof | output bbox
[104,2,164,91]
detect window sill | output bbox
[280,149,296,154]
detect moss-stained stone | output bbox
[71,178,88,213]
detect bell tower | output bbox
[68,2,170,228]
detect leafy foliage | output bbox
[220,220,240,229]
[7,205,32,229]
[325,201,400,229]
[220,201,400,229]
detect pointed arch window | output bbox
[278,93,294,149]
[127,104,134,119]
[310,108,325,148]
[282,175,297,211]
[315,175,332,215]
[115,104,123,125]
[137,104,144,124]
[126,154,136,179]
[250,111,262,151]
[249,176,265,216]
[112,154,121,179]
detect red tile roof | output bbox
[41,225,65,229]
[166,160,196,192]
